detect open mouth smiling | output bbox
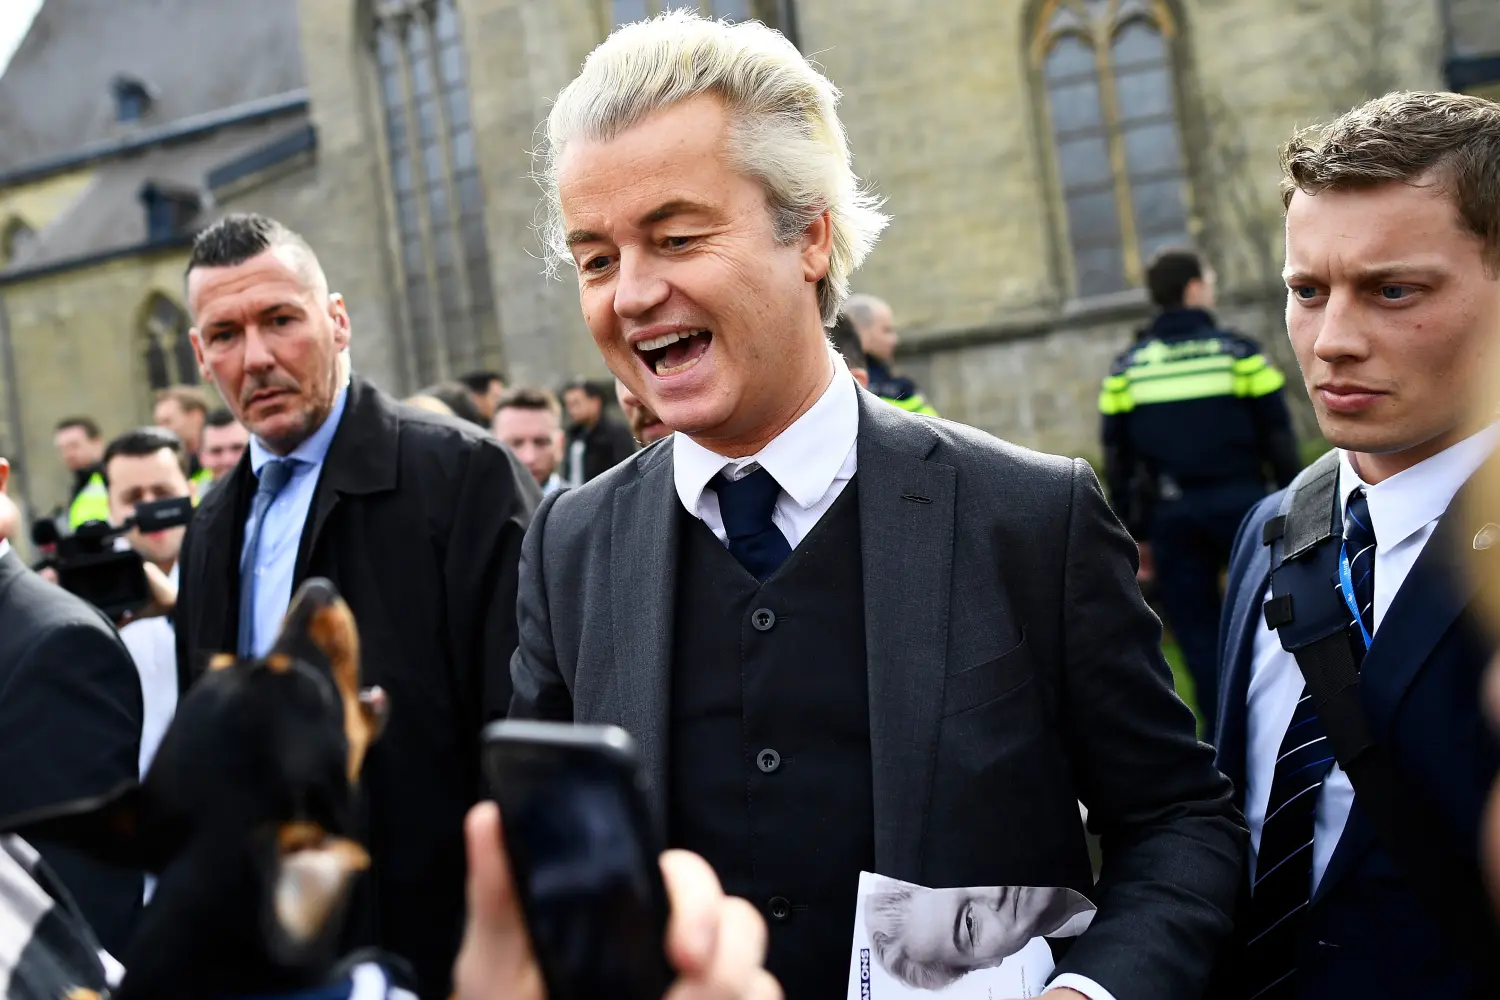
[634,328,713,377]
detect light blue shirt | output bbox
[242,385,349,657]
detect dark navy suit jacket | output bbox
[1213,485,1498,997]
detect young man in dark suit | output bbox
[1213,91,1500,998]
[0,453,143,956]
[510,12,1244,1000]
[174,214,538,998]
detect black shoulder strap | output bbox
[1264,453,1497,968]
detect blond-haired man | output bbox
[1212,91,1500,998]
[509,12,1242,1000]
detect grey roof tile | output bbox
[2,113,312,274]
[0,0,306,173]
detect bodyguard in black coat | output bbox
[0,457,143,957]
[173,215,537,998]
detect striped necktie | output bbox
[1242,487,1375,998]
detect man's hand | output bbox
[453,801,781,1000]
[115,561,177,627]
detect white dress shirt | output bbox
[0,538,9,560]
[1245,425,1500,890]
[673,350,858,546]
[119,561,180,779]
[672,356,1115,1000]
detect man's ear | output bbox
[328,294,351,351]
[801,208,833,285]
[0,456,9,494]
[189,329,214,384]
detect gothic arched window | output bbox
[1033,0,1192,298]
[141,294,196,391]
[373,0,500,386]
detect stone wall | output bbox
[1,249,192,517]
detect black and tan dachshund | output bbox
[4,579,388,1000]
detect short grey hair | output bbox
[537,9,889,325]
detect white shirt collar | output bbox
[0,538,9,560]
[673,350,858,516]
[1338,422,1500,549]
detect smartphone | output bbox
[481,720,673,1000]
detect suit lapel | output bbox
[1315,475,1498,903]
[856,393,953,881]
[193,458,252,661]
[610,443,680,827]
[293,378,400,583]
[1359,488,1493,738]
[1216,542,1271,803]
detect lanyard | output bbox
[1337,539,1374,650]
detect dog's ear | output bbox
[268,822,370,959]
[0,782,181,873]
[272,578,384,783]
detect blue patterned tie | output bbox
[237,458,296,657]
[710,467,792,583]
[1341,488,1377,642]
[1244,487,1376,998]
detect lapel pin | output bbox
[1474,523,1500,551]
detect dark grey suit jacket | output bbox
[510,385,1246,999]
[0,548,143,956]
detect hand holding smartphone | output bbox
[481,720,674,1000]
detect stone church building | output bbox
[0,0,1495,516]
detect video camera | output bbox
[31,497,194,620]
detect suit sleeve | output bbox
[446,441,536,726]
[1049,459,1247,999]
[507,491,576,722]
[0,618,144,956]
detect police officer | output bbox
[844,293,938,416]
[52,416,110,529]
[1099,247,1300,737]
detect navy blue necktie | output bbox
[710,467,792,583]
[237,458,296,657]
[1243,487,1375,998]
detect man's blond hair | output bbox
[537,9,888,325]
[1280,91,1500,271]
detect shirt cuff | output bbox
[1048,973,1119,1000]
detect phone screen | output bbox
[483,722,673,1000]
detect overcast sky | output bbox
[0,0,44,79]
